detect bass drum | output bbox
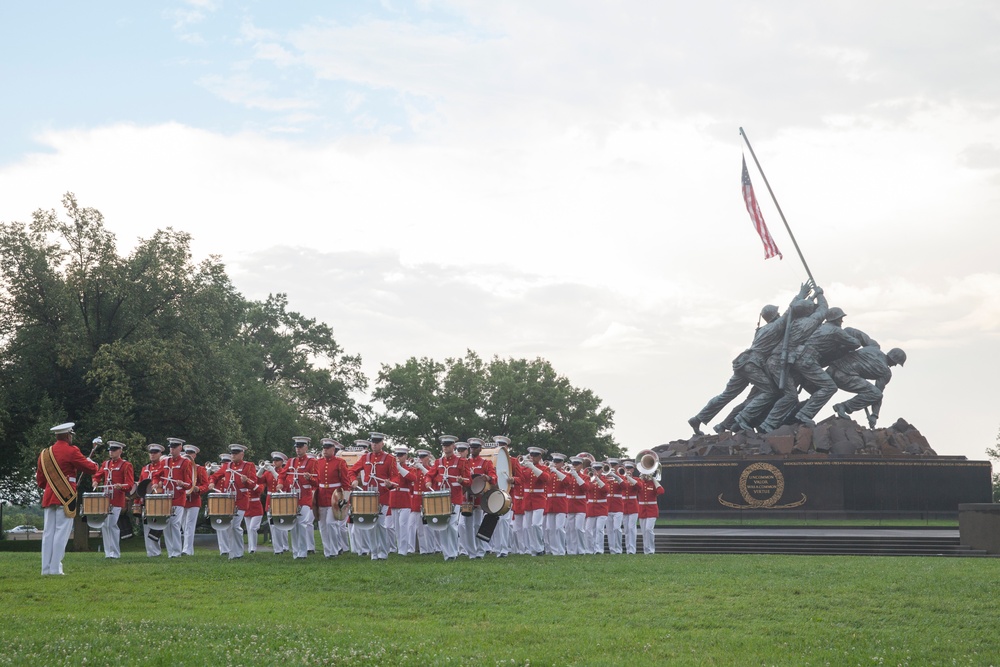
[482,447,512,492]
[482,488,512,517]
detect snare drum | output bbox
[269,492,299,528]
[482,488,512,517]
[469,475,491,496]
[144,493,173,529]
[82,492,110,529]
[350,490,380,529]
[207,492,236,529]
[421,489,453,531]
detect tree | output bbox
[0,194,366,490]
[987,427,1000,503]
[374,350,621,458]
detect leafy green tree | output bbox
[0,194,366,490]
[374,350,620,458]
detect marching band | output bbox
[37,424,665,570]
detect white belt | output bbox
[526,489,545,493]
[250,498,261,502]
[553,493,566,497]
[318,483,342,489]
[639,501,657,505]
[68,477,76,483]
[573,495,586,500]
[301,484,313,489]
[395,488,411,493]
[590,499,607,503]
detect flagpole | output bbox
[739,127,815,286]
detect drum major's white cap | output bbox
[50,422,75,435]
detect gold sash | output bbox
[40,447,78,518]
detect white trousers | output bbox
[525,508,545,554]
[437,505,462,560]
[227,509,246,559]
[317,507,342,557]
[624,513,639,554]
[244,514,262,553]
[350,522,370,555]
[512,513,528,554]
[41,506,74,575]
[585,515,608,554]
[413,511,438,554]
[144,516,162,557]
[392,508,413,555]
[164,505,184,557]
[291,506,314,558]
[491,511,511,556]
[368,506,390,560]
[337,515,350,551]
[607,511,624,554]
[460,508,485,558]
[101,506,123,558]
[640,517,657,554]
[306,513,316,552]
[566,512,586,555]
[544,512,567,556]
[182,506,199,555]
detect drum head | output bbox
[470,475,489,495]
[135,478,152,499]
[492,449,511,491]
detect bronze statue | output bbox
[830,346,906,429]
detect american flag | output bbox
[742,155,782,260]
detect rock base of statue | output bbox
[653,417,992,516]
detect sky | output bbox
[1,1,998,462]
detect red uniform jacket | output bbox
[153,455,194,507]
[36,439,99,508]
[623,476,640,515]
[210,461,258,511]
[350,451,400,506]
[93,458,135,508]
[519,464,550,512]
[466,455,497,508]
[636,479,664,519]
[280,455,319,508]
[607,477,625,514]
[543,467,569,514]
[585,475,609,518]
[567,474,589,514]
[261,469,281,512]
[185,465,210,509]
[245,480,265,518]
[425,454,470,505]
[408,464,429,513]
[389,464,416,510]
[314,455,350,508]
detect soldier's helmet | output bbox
[886,348,906,367]
[825,307,846,322]
[790,299,815,317]
[760,304,780,322]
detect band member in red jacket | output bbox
[279,437,318,559]
[604,458,626,556]
[636,472,665,554]
[349,432,400,561]
[408,449,438,554]
[262,452,289,555]
[181,445,209,556]
[542,453,570,556]
[423,435,470,561]
[564,456,589,555]
[36,423,100,575]
[621,460,640,555]
[315,438,350,558]
[153,438,194,558]
[92,441,135,559]
[463,438,497,559]
[389,445,418,556]
[585,461,609,554]
[491,436,516,557]
[139,444,166,557]
[243,471,266,555]
[519,446,550,556]
[208,444,257,559]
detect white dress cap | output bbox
[147,443,165,453]
[50,422,75,435]
[183,445,200,455]
[270,451,288,461]
[492,436,511,446]
[293,436,311,445]
[229,443,247,452]
[439,435,458,445]
[167,438,185,446]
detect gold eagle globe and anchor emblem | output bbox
[718,462,807,509]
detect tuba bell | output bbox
[636,449,661,479]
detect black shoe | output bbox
[833,403,849,419]
[687,416,704,436]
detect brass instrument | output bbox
[636,449,661,480]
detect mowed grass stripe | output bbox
[1,551,997,666]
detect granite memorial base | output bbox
[958,503,1000,554]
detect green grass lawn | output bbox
[1,548,997,666]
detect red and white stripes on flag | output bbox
[742,155,782,260]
